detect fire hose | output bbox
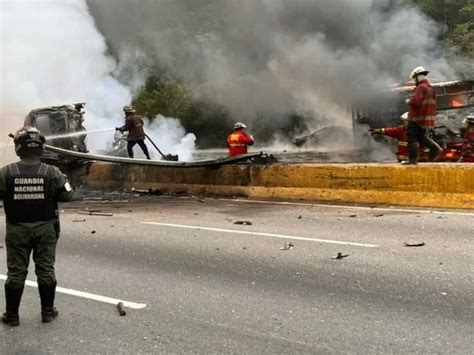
[144,133,170,161]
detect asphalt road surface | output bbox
[1,193,473,354]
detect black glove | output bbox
[115,127,122,132]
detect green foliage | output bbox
[408,0,474,56]
[133,76,193,122]
[132,71,233,148]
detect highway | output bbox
[1,194,473,353]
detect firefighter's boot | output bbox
[38,283,58,323]
[2,284,24,327]
[403,142,419,165]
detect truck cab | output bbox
[24,104,88,165]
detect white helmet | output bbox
[465,114,474,125]
[400,112,409,121]
[409,66,429,80]
[234,122,247,130]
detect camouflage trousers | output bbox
[4,219,58,288]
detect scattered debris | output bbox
[131,187,162,196]
[374,214,384,218]
[331,252,349,259]
[404,241,425,247]
[77,211,113,217]
[297,215,302,219]
[280,242,294,250]
[117,302,126,316]
[198,199,205,203]
[72,219,87,223]
[349,214,357,218]
[440,292,447,296]
[194,213,199,215]
[91,230,96,234]
[234,220,253,225]
[214,248,220,251]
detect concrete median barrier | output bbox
[83,162,474,209]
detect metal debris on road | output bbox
[131,187,162,196]
[77,211,113,217]
[234,220,253,225]
[117,302,127,316]
[331,252,349,259]
[280,242,294,250]
[404,241,426,247]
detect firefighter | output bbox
[116,105,151,160]
[370,113,413,162]
[0,127,73,326]
[404,66,442,165]
[227,122,254,156]
[461,114,474,162]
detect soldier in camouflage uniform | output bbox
[0,127,73,326]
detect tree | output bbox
[133,77,193,121]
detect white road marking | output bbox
[0,275,146,309]
[209,198,474,216]
[142,222,379,248]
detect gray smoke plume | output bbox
[87,0,455,136]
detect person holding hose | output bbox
[116,105,151,160]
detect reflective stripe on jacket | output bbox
[408,79,437,128]
[382,125,425,161]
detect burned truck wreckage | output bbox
[22,79,474,174]
[25,104,88,164]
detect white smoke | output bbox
[145,115,196,162]
[0,0,195,164]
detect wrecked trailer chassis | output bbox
[44,144,268,167]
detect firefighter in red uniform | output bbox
[227,122,254,156]
[370,113,415,162]
[404,66,441,165]
[461,114,474,163]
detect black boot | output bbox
[403,142,419,165]
[2,284,24,327]
[38,283,58,323]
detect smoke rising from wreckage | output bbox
[2,0,473,167]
